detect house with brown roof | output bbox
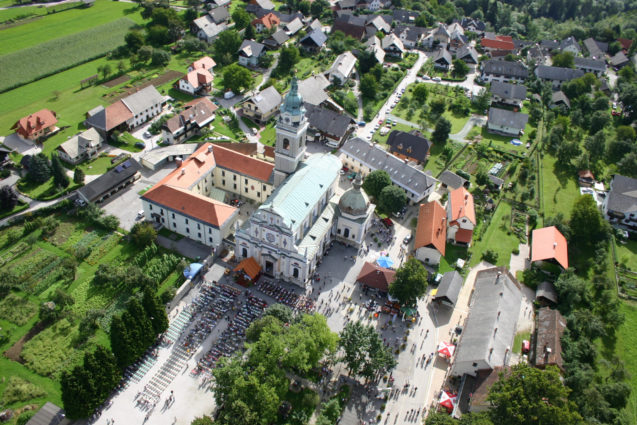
[480,35,515,56]
[533,307,566,372]
[142,143,276,251]
[356,261,396,292]
[414,200,446,265]
[252,12,280,32]
[162,98,218,144]
[12,109,58,140]
[578,169,595,187]
[530,226,569,269]
[446,187,475,246]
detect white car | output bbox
[251,128,258,135]
[136,210,145,219]
[432,77,441,82]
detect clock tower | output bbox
[273,77,308,186]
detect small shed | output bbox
[234,257,261,286]
[26,402,72,425]
[535,281,558,305]
[433,271,463,307]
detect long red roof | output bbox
[531,226,569,269]
[414,200,446,256]
[448,187,475,225]
[481,37,515,51]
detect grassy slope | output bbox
[540,154,581,221]
[0,0,144,55]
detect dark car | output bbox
[135,142,146,149]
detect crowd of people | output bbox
[255,279,315,313]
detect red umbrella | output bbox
[437,341,455,358]
[439,391,457,412]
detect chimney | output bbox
[208,144,213,153]
[181,169,186,176]
[553,242,557,249]
[175,156,183,167]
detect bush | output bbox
[482,249,498,264]
[17,411,36,425]
[1,377,46,405]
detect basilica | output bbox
[234,78,374,286]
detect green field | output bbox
[0,17,136,92]
[0,1,81,23]
[0,0,143,55]
[540,154,581,221]
[616,301,637,424]
[616,240,637,271]
[470,201,522,267]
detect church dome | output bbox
[281,77,304,116]
[339,174,370,216]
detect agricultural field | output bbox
[0,18,136,92]
[0,211,185,415]
[0,1,80,24]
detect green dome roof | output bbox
[339,174,370,216]
[281,77,304,116]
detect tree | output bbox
[147,25,171,46]
[142,289,169,335]
[452,58,470,78]
[138,45,154,63]
[125,30,145,51]
[277,46,300,75]
[482,249,498,264]
[51,153,69,188]
[556,139,581,164]
[244,23,256,40]
[339,321,396,380]
[27,153,51,183]
[589,110,609,134]
[183,7,198,22]
[222,63,254,93]
[473,88,490,113]
[310,0,328,17]
[488,364,582,425]
[430,97,446,115]
[362,170,391,199]
[213,29,242,65]
[232,8,251,30]
[191,417,214,425]
[130,222,157,246]
[98,64,112,80]
[151,49,171,67]
[0,186,18,210]
[412,83,428,103]
[264,303,294,324]
[378,185,407,214]
[360,74,378,100]
[552,51,575,68]
[73,168,85,185]
[432,117,452,145]
[476,171,489,186]
[618,152,637,177]
[389,258,428,306]
[182,36,206,53]
[569,194,610,247]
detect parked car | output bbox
[403,234,412,245]
[382,218,393,227]
[432,77,441,82]
[135,141,146,149]
[251,128,258,135]
[143,131,151,139]
[358,121,366,126]
[136,210,145,219]
[223,91,235,99]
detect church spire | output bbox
[281,77,304,116]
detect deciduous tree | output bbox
[378,185,407,214]
[339,321,396,379]
[389,258,428,306]
[222,63,254,93]
[0,186,18,210]
[361,170,391,199]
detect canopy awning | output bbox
[376,255,394,268]
[437,341,455,358]
[183,263,204,279]
[439,391,457,412]
[233,257,261,280]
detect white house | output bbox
[56,128,102,165]
[414,200,447,266]
[327,51,357,85]
[446,187,475,246]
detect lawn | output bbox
[423,141,464,178]
[512,331,531,354]
[109,132,144,153]
[259,120,276,146]
[211,115,241,141]
[477,126,534,155]
[0,1,80,23]
[372,122,418,145]
[0,213,185,414]
[469,201,522,267]
[438,244,468,274]
[0,0,144,55]
[615,240,637,271]
[616,301,637,424]
[17,178,80,200]
[77,155,120,175]
[540,154,581,221]
[0,201,28,220]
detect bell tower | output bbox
[274,77,308,186]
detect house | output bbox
[56,128,102,165]
[433,271,463,307]
[78,159,141,203]
[340,137,438,204]
[446,187,475,246]
[455,44,479,64]
[618,38,633,52]
[489,81,527,108]
[192,15,226,42]
[307,18,322,32]
[559,36,580,55]
[209,0,230,8]
[583,37,607,59]
[11,108,58,140]
[578,169,595,187]
[85,86,166,139]
[533,307,566,372]
[178,68,213,95]
[24,402,72,425]
[284,17,303,36]
[392,25,427,50]
[366,15,391,35]
[432,23,450,45]
[460,17,486,34]
[531,226,569,270]
[487,108,528,136]
[334,0,357,10]
[610,51,630,68]
[480,60,528,83]
[249,0,274,10]
[550,91,570,109]
[332,15,366,40]
[381,33,405,58]
[392,9,418,25]
[433,48,452,70]
[438,170,468,191]
[526,44,546,65]
[252,12,279,32]
[573,57,606,76]
[540,39,560,53]
[304,103,354,146]
[488,174,504,190]
[241,86,282,124]
[208,6,230,24]
[387,130,431,165]
[327,51,357,85]
[365,36,386,64]
[264,29,289,49]
[535,65,584,89]
[188,56,215,74]
[414,200,446,266]
[356,261,396,292]
[447,22,467,53]
[299,29,328,52]
[451,267,523,376]
[480,35,515,56]
[162,98,218,144]
[604,175,637,228]
[297,74,331,107]
[455,367,510,414]
[238,40,266,67]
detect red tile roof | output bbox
[11,109,57,138]
[105,100,134,131]
[481,37,515,51]
[182,69,213,89]
[212,143,274,182]
[531,226,569,269]
[454,228,473,244]
[578,169,594,180]
[149,143,218,191]
[448,187,475,225]
[190,56,216,71]
[234,256,261,279]
[356,261,396,292]
[414,200,446,256]
[618,38,633,51]
[143,184,237,227]
[252,13,280,29]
